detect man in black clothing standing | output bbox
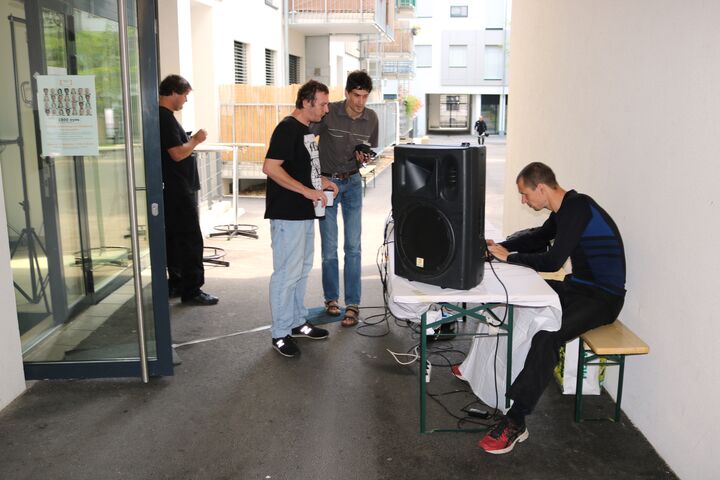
[159,74,218,306]
[477,162,626,454]
[474,115,488,145]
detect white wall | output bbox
[157,0,196,128]
[190,2,216,140]
[0,163,25,411]
[506,1,720,478]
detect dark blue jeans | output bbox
[319,173,363,306]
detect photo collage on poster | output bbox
[42,86,94,118]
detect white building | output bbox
[410,0,509,135]
[157,0,396,142]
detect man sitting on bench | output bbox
[478,162,626,454]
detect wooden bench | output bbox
[575,320,649,422]
[359,164,377,195]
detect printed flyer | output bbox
[36,74,99,156]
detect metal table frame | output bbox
[419,302,514,433]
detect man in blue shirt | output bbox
[478,162,626,454]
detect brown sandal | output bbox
[341,305,359,327]
[325,300,341,316]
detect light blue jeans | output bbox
[319,173,362,306]
[269,219,314,338]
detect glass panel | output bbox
[1,7,54,346]
[15,0,155,363]
[42,8,67,72]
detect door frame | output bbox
[21,0,172,379]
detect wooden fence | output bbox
[218,84,397,172]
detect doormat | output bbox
[306,306,345,325]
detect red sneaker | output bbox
[451,364,467,381]
[478,416,529,454]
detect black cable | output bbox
[486,257,510,416]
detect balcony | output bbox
[288,0,392,37]
[362,27,413,59]
[396,0,415,17]
[382,59,414,78]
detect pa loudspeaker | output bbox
[392,144,486,290]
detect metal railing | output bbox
[288,0,390,35]
[194,149,225,209]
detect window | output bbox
[265,49,275,86]
[484,45,503,80]
[289,54,300,84]
[415,45,432,67]
[486,0,506,29]
[448,45,467,68]
[450,5,468,17]
[233,41,247,84]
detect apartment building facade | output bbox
[411,0,509,135]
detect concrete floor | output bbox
[0,135,677,479]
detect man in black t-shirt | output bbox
[465,162,626,454]
[159,74,218,306]
[262,80,338,358]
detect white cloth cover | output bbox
[386,216,564,411]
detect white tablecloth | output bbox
[386,219,562,412]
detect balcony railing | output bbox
[288,0,391,37]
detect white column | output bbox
[157,0,195,129]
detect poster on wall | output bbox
[36,74,99,157]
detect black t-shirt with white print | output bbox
[264,115,322,220]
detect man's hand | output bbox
[168,128,208,162]
[191,129,207,145]
[354,150,371,167]
[302,187,328,206]
[321,177,339,198]
[487,243,510,262]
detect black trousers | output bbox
[507,279,624,415]
[164,191,205,299]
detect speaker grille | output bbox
[396,204,455,275]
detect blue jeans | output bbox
[319,173,362,306]
[269,219,314,338]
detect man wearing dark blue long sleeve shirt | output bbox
[478,162,626,454]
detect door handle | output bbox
[20,81,33,107]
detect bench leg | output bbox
[614,355,626,422]
[574,339,585,422]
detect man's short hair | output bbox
[295,80,329,109]
[516,162,559,189]
[345,70,373,93]
[159,75,192,96]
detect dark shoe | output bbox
[478,416,529,454]
[168,286,182,299]
[291,322,329,340]
[182,291,219,306]
[272,335,300,357]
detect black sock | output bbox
[507,403,529,427]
